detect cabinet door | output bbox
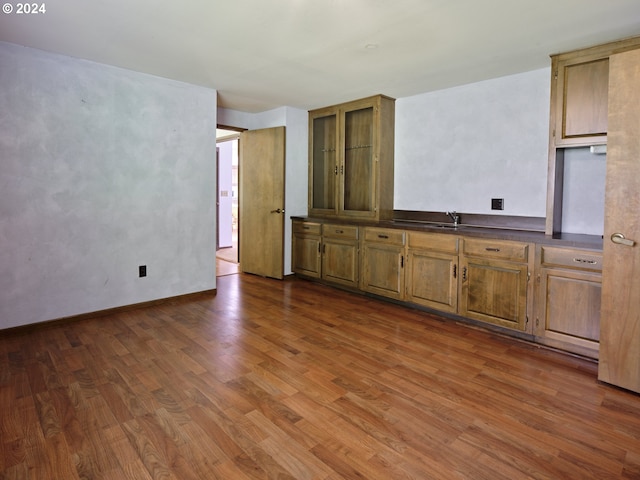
[292,233,321,278]
[555,56,609,145]
[361,243,404,300]
[341,104,374,216]
[536,267,601,359]
[322,238,358,287]
[459,257,528,331]
[406,250,458,313]
[309,110,338,215]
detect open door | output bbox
[598,49,640,393]
[239,126,286,279]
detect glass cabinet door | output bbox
[310,114,337,211]
[342,106,374,213]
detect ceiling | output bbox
[1,0,639,113]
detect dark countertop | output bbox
[291,216,604,251]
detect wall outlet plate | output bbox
[491,198,504,210]
[139,265,147,277]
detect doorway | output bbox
[216,127,241,276]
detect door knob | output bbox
[270,208,285,214]
[611,233,636,247]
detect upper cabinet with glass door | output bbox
[308,95,395,221]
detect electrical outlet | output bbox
[491,198,504,210]
[139,265,147,277]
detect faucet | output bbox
[446,211,460,227]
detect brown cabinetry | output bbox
[308,95,395,221]
[292,220,321,278]
[321,224,359,288]
[534,246,601,359]
[405,232,459,313]
[546,36,640,235]
[361,227,405,300]
[551,53,609,147]
[459,238,532,332]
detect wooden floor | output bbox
[2,274,640,479]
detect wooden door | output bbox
[239,127,286,279]
[599,49,640,392]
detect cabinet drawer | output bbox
[293,221,321,235]
[408,232,459,254]
[364,227,405,245]
[323,224,359,240]
[463,238,529,262]
[540,246,602,272]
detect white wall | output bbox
[217,106,308,275]
[395,68,551,217]
[0,42,218,329]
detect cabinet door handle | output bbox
[401,255,404,268]
[573,258,598,265]
[334,165,338,175]
[611,233,636,247]
[485,247,501,252]
[462,266,467,282]
[453,264,457,279]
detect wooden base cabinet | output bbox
[406,232,459,314]
[361,227,405,300]
[321,224,359,288]
[459,238,532,332]
[535,246,601,359]
[292,221,321,278]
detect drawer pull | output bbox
[573,258,597,265]
[302,226,310,230]
[378,234,389,239]
[336,229,344,234]
[485,247,501,252]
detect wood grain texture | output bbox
[2,273,640,479]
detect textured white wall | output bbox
[395,68,550,216]
[0,42,218,329]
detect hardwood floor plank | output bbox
[2,273,640,479]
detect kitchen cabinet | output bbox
[545,36,640,235]
[321,224,359,288]
[405,232,459,314]
[361,227,405,300]
[308,95,395,221]
[535,246,601,359]
[599,48,640,393]
[292,220,321,278]
[551,52,609,147]
[459,238,532,332]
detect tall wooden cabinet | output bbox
[308,95,395,221]
[546,36,640,234]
